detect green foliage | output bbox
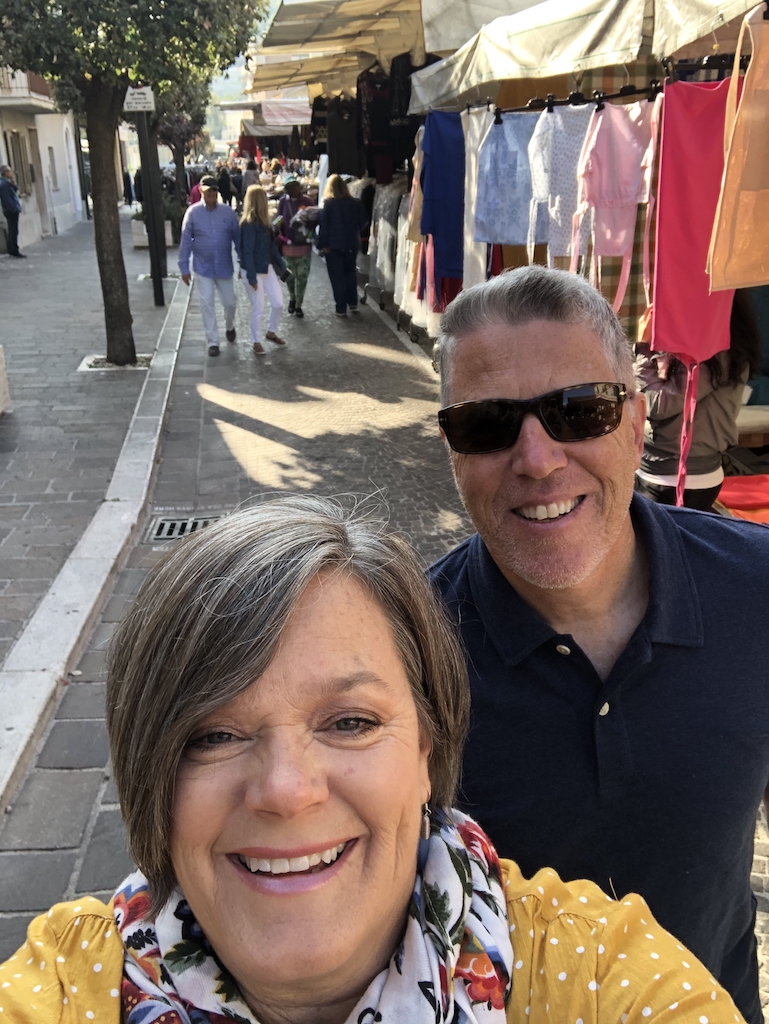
[0,0,269,99]
[155,72,211,159]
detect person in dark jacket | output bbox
[239,185,288,355]
[317,174,369,316]
[122,169,134,207]
[133,168,143,204]
[218,163,233,207]
[0,165,24,258]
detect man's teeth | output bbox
[516,497,580,521]
[239,843,347,875]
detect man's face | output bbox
[443,319,645,592]
[202,188,218,209]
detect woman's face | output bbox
[171,572,431,1016]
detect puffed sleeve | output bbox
[0,898,124,1022]
[501,861,745,1024]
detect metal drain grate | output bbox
[146,514,223,542]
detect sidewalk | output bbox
[0,207,173,668]
[0,244,767,1021]
[0,251,472,953]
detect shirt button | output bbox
[555,643,571,655]
[598,702,610,717]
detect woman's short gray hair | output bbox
[107,496,470,912]
[437,266,635,405]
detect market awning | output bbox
[221,97,311,124]
[257,0,425,73]
[408,0,760,113]
[240,117,296,137]
[420,0,549,54]
[247,51,374,92]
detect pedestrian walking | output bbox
[241,159,259,194]
[122,169,134,207]
[230,165,243,211]
[0,165,25,258]
[317,174,369,317]
[277,175,314,318]
[430,264,769,1024]
[178,175,240,357]
[239,185,287,356]
[217,163,233,207]
[133,168,143,205]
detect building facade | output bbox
[0,70,86,250]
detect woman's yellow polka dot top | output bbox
[0,862,746,1023]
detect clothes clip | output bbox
[568,91,587,105]
[546,93,555,113]
[593,90,606,111]
[494,107,503,125]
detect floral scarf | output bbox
[113,809,514,1024]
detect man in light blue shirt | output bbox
[179,175,241,356]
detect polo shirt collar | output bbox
[466,493,703,668]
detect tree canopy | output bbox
[0,0,267,363]
[0,0,267,98]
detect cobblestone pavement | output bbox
[0,253,767,1022]
[0,207,173,666]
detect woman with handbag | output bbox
[240,185,288,355]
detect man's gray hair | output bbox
[0,165,10,175]
[437,265,635,405]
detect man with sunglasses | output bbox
[429,265,769,1024]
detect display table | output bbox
[736,405,769,448]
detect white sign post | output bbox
[123,87,156,113]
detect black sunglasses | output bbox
[438,383,628,455]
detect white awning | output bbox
[408,0,760,113]
[247,51,374,93]
[240,117,295,137]
[258,0,425,74]
[420,0,549,54]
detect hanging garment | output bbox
[570,96,662,311]
[527,104,593,267]
[461,107,494,288]
[652,80,735,363]
[327,96,361,176]
[420,111,465,281]
[652,78,737,503]
[708,5,769,290]
[407,126,426,243]
[475,111,549,249]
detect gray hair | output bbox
[107,495,470,912]
[437,265,635,405]
[0,165,10,175]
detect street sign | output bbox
[123,87,156,112]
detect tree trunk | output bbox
[83,77,136,366]
[148,120,167,278]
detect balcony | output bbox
[0,69,55,113]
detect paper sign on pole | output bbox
[123,87,156,112]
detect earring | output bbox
[420,803,432,841]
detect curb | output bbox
[0,281,191,809]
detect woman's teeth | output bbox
[238,842,347,876]
[515,497,581,521]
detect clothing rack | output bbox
[490,81,663,123]
[664,53,750,81]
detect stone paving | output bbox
[0,247,767,1022]
[0,207,173,667]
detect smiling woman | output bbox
[0,497,750,1024]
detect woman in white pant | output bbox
[239,186,287,355]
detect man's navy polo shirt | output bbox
[429,495,769,1023]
